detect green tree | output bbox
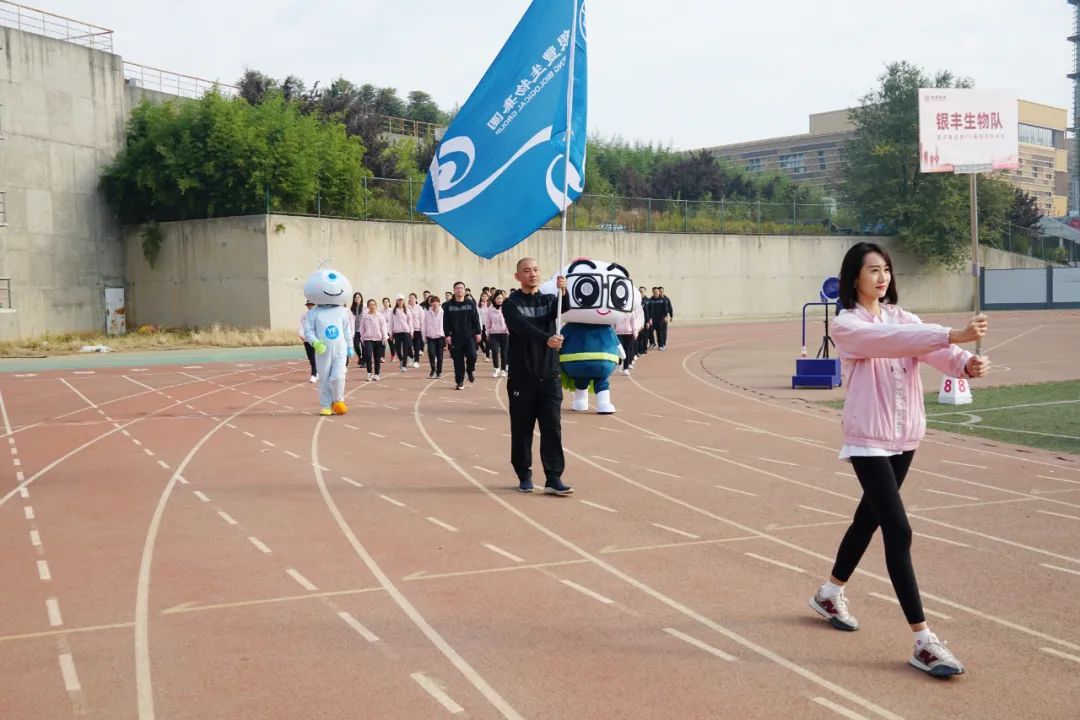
[101,91,369,231]
[842,61,1014,266]
[406,91,444,125]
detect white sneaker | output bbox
[412,360,420,368]
[501,369,508,378]
[366,373,372,382]
[622,368,631,376]
[373,374,380,381]
[910,634,965,677]
[493,369,501,378]
[809,586,859,631]
[309,375,317,384]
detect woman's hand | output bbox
[965,354,991,378]
[949,314,988,345]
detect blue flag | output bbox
[416,0,588,259]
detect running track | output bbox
[1,313,1078,720]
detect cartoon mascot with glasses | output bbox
[542,258,635,414]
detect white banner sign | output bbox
[918,88,1019,174]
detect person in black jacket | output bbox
[502,257,572,496]
[442,281,482,390]
[656,286,674,350]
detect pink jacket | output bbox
[408,304,424,333]
[485,305,508,334]
[423,308,445,339]
[615,302,645,335]
[390,308,412,334]
[833,305,973,452]
[358,312,389,342]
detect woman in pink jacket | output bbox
[809,242,989,678]
[390,295,413,372]
[423,295,447,379]
[485,290,510,377]
[408,293,425,369]
[358,299,390,380]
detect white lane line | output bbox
[798,505,849,519]
[370,432,387,439]
[193,491,210,503]
[182,366,203,370]
[143,448,154,457]
[247,537,272,554]
[560,579,614,605]
[1040,563,1080,578]
[744,552,807,574]
[715,484,757,497]
[923,488,979,501]
[226,423,237,430]
[283,450,300,459]
[652,523,700,539]
[913,532,969,548]
[176,476,189,485]
[736,427,765,433]
[46,597,63,627]
[345,424,359,431]
[663,628,737,662]
[24,506,34,520]
[1038,510,1080,521]
[185,405,195,411]
[1038,475,1080,486]
[286,568,318,591]
[132,438,142,446]
[379,494,406,508]
[58,653,82,692]
[684,419,710,426]
[591,455,619,464]
[338,611,380,642]
[10,446,16,455]
[157,460,170,470]
[426,517,460,533]
[342,477,364,489]
[483,544,525,563]
[72,371,95,375]
[595,426,620,433]
[698,446,729,454]
[467,425,486,432]
[217,511,239,526]
[12,458,20,467]
[1040,647,1080,664]
[438,418,454,424]
[580,500,617,513]
[869,592,952,620]
[16,471,24,482]
[759,457,799,467]
[261,440,276,448]
[18,487,28,499]
[243,431,255,438]
[121,430,131,437]
[835,471,857,478]
[37,560,52,581]
[472,465,499,476]
[30,529,41,547]
[812,697,871,720]
[646,468,681,479]
[400,441,418,449]
[645,413,664,419]
[410,672,465,715]
[940,460,988,470]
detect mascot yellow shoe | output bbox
[319,408,333,416]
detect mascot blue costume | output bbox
[543,258,635,414]
[301,266,354,416]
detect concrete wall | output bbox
[123,215,1051,331]
[124,216,270,329]
[0,25,133,340]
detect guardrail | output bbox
[0,1,112,51]
[123,62,238,100]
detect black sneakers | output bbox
[467,369,475,384]
[544,480,574,496]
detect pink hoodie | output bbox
[423,307,445,339]
[832,304,972,452]
[390,307,412,334]
[615,302,645,335]
[485,305,508,334]
[408,303,424,333]
[358,312,389,342]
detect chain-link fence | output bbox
[987,224,1080,265]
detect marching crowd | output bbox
[299,283,675,391]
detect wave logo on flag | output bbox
[417,0,588,259]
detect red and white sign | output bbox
[918,89,1019,174]
[938,375,973,405]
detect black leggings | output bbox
[353,333,363,365]
[412,331,424,362]
[363,340,384,375]
[618,333,636,368]
[489,333,509,370]
[831,451,924,625]
[426,337,445,375]
[393,332,411,367]
[304,342,317,376]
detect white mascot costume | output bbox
[301,266,354,416]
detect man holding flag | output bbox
[417,0,587,493]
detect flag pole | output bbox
[557,0,579,332]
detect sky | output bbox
[38,0,1077,149]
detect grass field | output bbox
[826,380,1080,455]
[0,324,296,357]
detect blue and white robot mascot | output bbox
[542,258,635,414]
[301,266,354,416]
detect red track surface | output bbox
[1,313,1078,720]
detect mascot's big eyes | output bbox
[571,275,602,308]
[610,279,631,311]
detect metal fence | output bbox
[123,62,238,100]
[989,224,1080,265]
[0,1,113,51]
[266,177,886,237]
[384,116,443,142]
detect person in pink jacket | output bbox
[486,290,510,377]
[616,296,645,375]
[390,295,413,372]
[809,242,989,679]
[380,297,395,362]
[408,293,425,369]
[423,295,447,378]
[358,299,390,380]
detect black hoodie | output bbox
[502,288,568,381]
